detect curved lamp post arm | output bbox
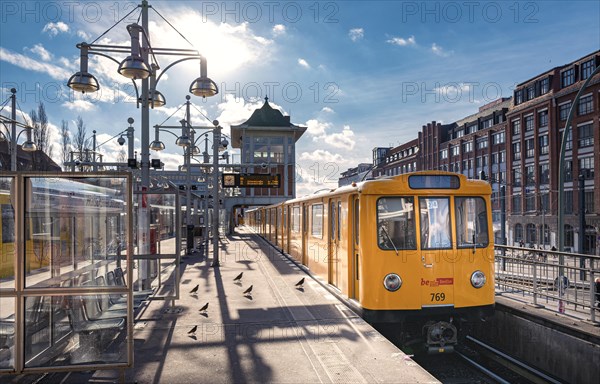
[85,51,141,103]
[154,56,202,86]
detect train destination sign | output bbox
[222,173,280,188]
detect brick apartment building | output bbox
[340,50,600,253]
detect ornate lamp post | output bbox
[0,88,37,170]
[67,0,218,287]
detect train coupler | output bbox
[424,321,457,354]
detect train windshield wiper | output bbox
[381,226,399,256]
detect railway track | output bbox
[376,324,561,383]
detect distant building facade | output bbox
[340,50,600,253]
[338,163,373,187]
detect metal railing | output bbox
[495,245,599,324]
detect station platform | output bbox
[62,227,439,383]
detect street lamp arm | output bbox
[82,51,140,102]
[154,56,202,86]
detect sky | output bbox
[1,0,599,196]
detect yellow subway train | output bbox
[246,171,495,352]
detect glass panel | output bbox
[1,177,15,287]
[377,197,416,250]
[23,294,127,368]
[24,177,128,288]
[455,197,489,248]
[0,296,15,370]
[419,197,452,249]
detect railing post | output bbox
[533,258,538,306]
[590,259,596,323]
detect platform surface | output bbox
[69,228,439,384]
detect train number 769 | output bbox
[430,293,446,302]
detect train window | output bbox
[292,206,300,232]
[419,197,452,249]
[376,197,417,250]
[455,197,489,248]
[311,204,323,238]
[409,175,460,189]
[337,202,342,240]
[330,202,336,241]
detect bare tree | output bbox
[60,120,72,168]
[34,102,50,153]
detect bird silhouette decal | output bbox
[189,284,199,294]
[243,285,253,295]
[199,303,209,312]
[295,278,305,288]
[233,272,243,282]
[188,325,197,334]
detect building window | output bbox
[456,129,464,138]
[564,224,574,247]
[581,58,595,80]
[561,129,572,150]
[539,77,550,94]
[477,138,488,149]
[525,165,535,186]
[525,193,535,212]
[451,146,459,157]
[564,160,573,181]
[500,151,506,163]
[539,163,550,184]
[540,192,550,212]
[526,85,535,100]
[512,142,521,161]
[512,119,521,135]
[526,223,536,244]
[513,195,522,215]
[579,157,594,178]
[538,110,548,128]
[578,123,593,147]
[462,142,473,153]
[492,132,505,144]
[525,115,534,131]
[561,68,575,88]
[515,89,523,105]
[559,102,571,121]
[441,148,448,159]
[584,191,594,214]
[539,135,549,155]
[564,192,573,214]
[481,119,493,130]
[515,224,523,243]
[578,95,593,115]
[525,138,535,158]
[513,169,522,187]
[540,224,550,245]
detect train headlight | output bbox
[383,273,402,292]
[470,270,486,288]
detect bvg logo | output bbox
[421,278,454,286]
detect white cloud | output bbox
[349,28,364,42]
[272,24,286,36]
[305,119,356,150]
[321,107,334,113]
[431,43,452,57]
[43,22,69,36]
[62,100,96,111]
[305,119,330,136]
[26,44,52,61]
[299,149,345,163]
[387,35,416,46]
[298,58,310,69]
[0,47,71,80]
[215,94,285,128]
[322,125,355,150]
[77,30,91,40]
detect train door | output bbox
[328,198,341,288]
[417,196,455,308]
[350,195,360,300]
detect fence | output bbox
[495,245,599,324]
